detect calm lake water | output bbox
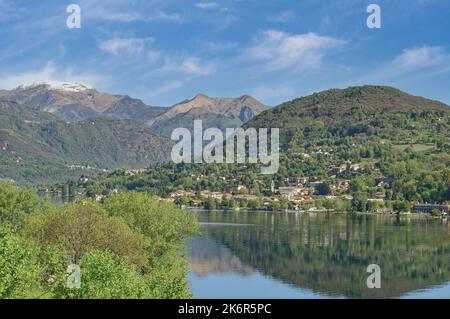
[187,211,450,299]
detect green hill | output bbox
[246,85,449,147]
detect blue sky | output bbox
[0,0,449,106]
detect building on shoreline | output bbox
[412,204,449,214]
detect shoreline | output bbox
[187,208,444,219]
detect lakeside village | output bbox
[40,162,450,217]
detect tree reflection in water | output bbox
[188,211,450,298]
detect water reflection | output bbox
[189,236,254,277]
[188,211,450,298]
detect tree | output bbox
[174,196,190,207]
[23,201,148,267]
[0,226,43,298]
[103,192,199,257]
[351,192,368,212]
[393,201,411,213]
[315,182,331,196]
[103,192,199,298]
[349,178,367,193]
[0,181,43,225]
[205,197,217,210]
[55,250,150,299]
[430,208,442,217]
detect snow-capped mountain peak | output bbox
[20,81,94,92]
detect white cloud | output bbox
[195,2,219,10]
[158,56,217,76]
[96,11,144,22]
[99,38,152,56]
[244,31,344,71]
[97,11,181,23]
[393,46,447,70]
[0,62,105,89]
[348,46,450,86]
[148,11,182,22]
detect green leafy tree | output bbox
[351,192,368,212]
[103,192,199,298]
[0,181,43,225]
[0,226,43,299]
[103,192,199,256]
[205,197,218,210]
[23,201,148,267]
[393,201,411,213]
[56,250,150,299]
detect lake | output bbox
[187,210,450,299]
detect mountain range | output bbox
[0,82,268,135]
[0,82,166,123]
[149,93,267,136]
[1,83,448,186]
[0,100,172,184]
[0,82,267,184]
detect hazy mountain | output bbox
[0,100,171,185]
[0,82,166,122]
[149,93,268,136]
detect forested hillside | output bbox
[0,101,171,185]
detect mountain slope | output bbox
[53,85,450,208]
[246,85,449,146]
[0,101,171,185]
[0,84,267,135]
[149,94,268,136]
[0,82,165,122]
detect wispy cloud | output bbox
[348,46,450,86]
[393,46,447,71]
[244,31,344,71]
[99,38,153,56]
[93,10,182,23]
[195,2,219,10]
[157,56,217,76]
[96,11,144,22]
[0,62,106,89]
[148,10,183,22]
